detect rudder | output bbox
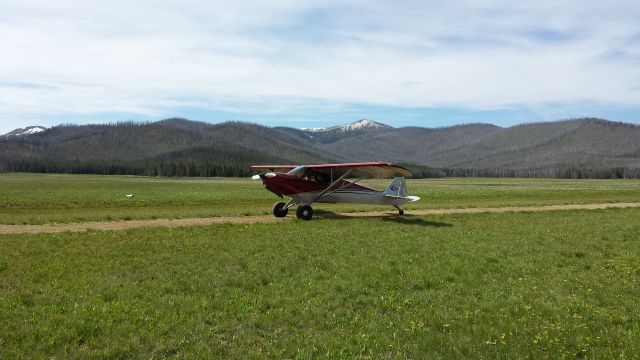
[384,177,407,198]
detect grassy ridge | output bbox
[1,173,640,224]
[1,208,639,358]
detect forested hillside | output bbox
[314,118,640,178]
[0,119,338,177]
[1,117,639,178]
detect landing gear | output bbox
[272,199,312,220]
[272,201,288,217]
[296,204,314,220]
[394,205,404,216]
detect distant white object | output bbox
[126,194,134,198]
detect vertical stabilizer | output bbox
[384,177,408,197]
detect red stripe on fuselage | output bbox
[261,173,376,196]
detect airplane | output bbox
[251,161,420,220]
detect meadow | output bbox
[1,173,639,358]
[1,173,640,224]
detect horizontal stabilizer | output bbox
[383,194,421,202]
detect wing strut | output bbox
[313,168,353,202]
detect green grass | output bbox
[1,173,640,224]
[1,208,639,358]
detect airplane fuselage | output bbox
[259,173,410,207]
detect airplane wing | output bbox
[251,165,298,171]
[251,162,412,178]
[306,162,412,179]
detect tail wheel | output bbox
[272,201,288,218]
[296,204,313,220]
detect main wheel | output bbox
[272,201,288,218]
[399,209,405,215]
[296,204,313,220]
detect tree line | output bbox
[0,159,254,177]
[3,159,640,179]
[407,164,640,179]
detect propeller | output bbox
[251,172,277,180]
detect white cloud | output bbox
[0,0,639,132]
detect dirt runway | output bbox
[1,202,639,234]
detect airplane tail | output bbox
[384,177,420,202]
[384,177,407,197]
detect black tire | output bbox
[399,209,405,216]
[296,204,313,220]
[272,202,288,218]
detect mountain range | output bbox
[1,118,639,177]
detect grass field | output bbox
[1,173,639,358]
[1,173,640,224]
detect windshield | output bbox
[287,166,306,177]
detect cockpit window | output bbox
[287,166,306,177]
[287,166,330,184]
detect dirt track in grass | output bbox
[1,202,639,234]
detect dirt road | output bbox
[1,202,639,234]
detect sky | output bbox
[1,0,640,133]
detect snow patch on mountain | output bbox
[2,126,47,137]
[301,119,391,133]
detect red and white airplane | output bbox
[251,161,420,220]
